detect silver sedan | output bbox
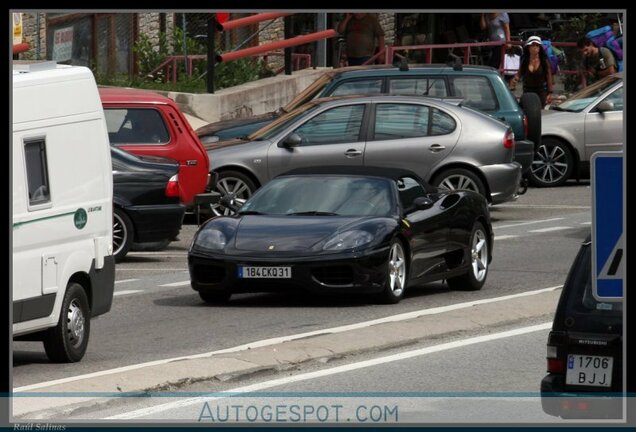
[530,73,623,187]
[204,95,522,215]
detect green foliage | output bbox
[94,28,270,93]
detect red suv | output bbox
[99,87,210,205]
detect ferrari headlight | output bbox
[195,229,227,251]
[323,230,374,250]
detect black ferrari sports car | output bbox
[188,166,493,304]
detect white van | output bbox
[12,61,115,362]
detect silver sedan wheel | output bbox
[471,228,488,283]
[438,174,479,193]
[531,144,570,184]
[211,176,252,216]
[388,242,406,296]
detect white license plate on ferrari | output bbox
[238,266,291,279]
[566,354,613,387]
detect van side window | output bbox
[105,108,170,145]
[24,139,51,205]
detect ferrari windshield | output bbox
[239,175,395,217]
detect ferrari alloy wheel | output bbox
[380,239,408,304]
[447,221,489,291]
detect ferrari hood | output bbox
[234,216,357,252]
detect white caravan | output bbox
[12,62,115,362]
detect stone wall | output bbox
[258,17,285,70]
[19,13,46,60]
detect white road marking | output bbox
[528,226,572,233]
[159,281,191,287]
[115,279,138,285]
[113,290,144,297]
[580,221,591,225]
[116,268,188,271]
[493,217,564,230]
[106,322,553,419]
[494,235,517,241]
[495,204,590,209]
[14,286,561,392]
[127,252,187,256]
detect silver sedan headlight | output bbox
[323,230,374,250]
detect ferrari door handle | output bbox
[429,144,446,153]
[344,149,362,157]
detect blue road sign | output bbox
[591,152,624,301]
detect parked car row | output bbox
[203,94,521,216]
[196,63,540,209]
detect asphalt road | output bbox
[12,181,593,389]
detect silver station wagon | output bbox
[531,73,623,187]
[204,95,522,215]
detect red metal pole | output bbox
[218,13,293,31]
[12,43,30,54]
[217,29,337,63]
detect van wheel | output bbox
[43,283,90,363]
[211,171,256,216]
[113,208,133,262]
[520,92,542,148]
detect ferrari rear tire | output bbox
[447,221,489,291]
[379,239,408,304]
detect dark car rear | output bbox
[111,147,186,262]
[541,235,623,419]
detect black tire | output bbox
[43,283,91,363]
[379,238,408,304]
[211,170,257,216]
[199,289,232,304]
[432,168,486,198]
[520,92,542,149]
[113,207,134,263]
[528,138,574,187]
[447,222,489,291]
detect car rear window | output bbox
[449,76,498,112]
[105,108,170,145]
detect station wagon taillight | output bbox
[165,174,180,198]
[503,129,515,149]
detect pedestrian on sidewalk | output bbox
[510,36,553,108]
[337,13,385,66]
[480,12,511,70]
[577,36,617,86]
